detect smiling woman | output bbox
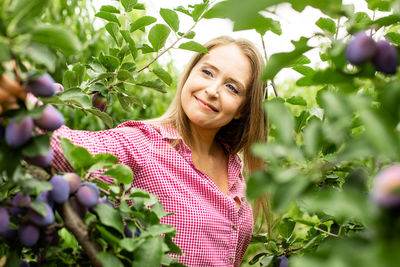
[48,35,267,266]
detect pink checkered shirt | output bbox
[50,121,253,266]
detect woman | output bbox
[50,36,267,266]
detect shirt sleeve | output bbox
[50,125,151,175]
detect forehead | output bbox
[197,44,252,87]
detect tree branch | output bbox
[261,35,278,98]
[59,200,102,267]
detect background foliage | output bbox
[1,0,400,266]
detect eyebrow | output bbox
[201,62,246,91]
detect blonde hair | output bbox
[156,36,268,174]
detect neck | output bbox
[188,122,220,156]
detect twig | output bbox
[137,2,210,74]
[314,226,340,237]
[335,17,341,40]
[261,35,278,97]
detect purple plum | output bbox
[372,40,398,75]
[33,104,65,131]
[5,117,34,147]
[25,73,56,97]
[346,32,377,65]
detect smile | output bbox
[195,96,219,112]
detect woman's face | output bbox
[181,43,251,131]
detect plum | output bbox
[36,190,54,207]
[346,32,376,65]
[33,104,65,131]
[372,40,398,75]
[63,173,81,193]
[91,92,107,112]
[28,202,54,227]
[25,148,53,168]
[98,196,113,207]
[8,192,31,216]
[5,117,34,147]
[25,73,56,97]
[124,225,133,238]
[18,224,40,247]
[49,175,70,204]
[20,260,30,267]
[76,184,99,208]
[0,207,10,233]
[279,256,288,267]
[372,164,400,207]
[54,83,64,96]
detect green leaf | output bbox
[260,255,274,266]
[93,203,124,234]
[25,42,56,72]
[72,63,86,85]
[105,22,120,46]
[32,25,82,55]
[86,108,114,128]
[152,67,173,86]
[99,53,120,72]
[29,200,48,216]
[262,37,312,81]
[7,0,50,35]
[59,88,92,109]
[303,120,322,158]
[58,137,93,170]
[97,252,123,267]
[117,92,139,112]
[103,164,133,184]
[148,24,171,51]
[316,17,336,34]
[117,69,131,81]
[95,11,121,26]
[286,96,307,106]
[100,5,120,13]
[0,38,11,61]
[121,0,137,12]
[130,16,157,32]
[373,14,400,28]
[141,224,176,237]
[121,62,137,72]
[87,153,119,174]
[178,41,208,53]
[160,8,180,32]
[120,30,137,59]
[192,3,208,21]
[359,109,399,160]
[178,31,196,39]
[278,218,296,239]
[133,237,163,267]
[136,79,167,93]
[265,100,295,145]
[385,32,400,46]
[22,134,51,157]
[62,70,77,89]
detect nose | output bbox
[205,81,219,98]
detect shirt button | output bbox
[229,258,234,264]
[232,225,238,230]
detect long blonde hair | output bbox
[156,36,268,174]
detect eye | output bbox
[226,83,239,94]
[202,69,213,77]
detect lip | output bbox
[195,96,219,112]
